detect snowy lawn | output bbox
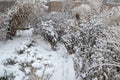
[0,28,75,80]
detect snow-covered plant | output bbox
[102,7,120,27]
[40,20,58,50]
[72,3,120,80]
[31,1,120,80]
[16,0,48,19]
[87,0,102,13]
[30,62,54,80]
[60,1,120,79]
[16,40,35,54]
[0,12,10,40]
[33,12,72,50]
[0,39,54,80]
[3,0,48,38]
[72,4,92,22]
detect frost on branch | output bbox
[70,1,120,80]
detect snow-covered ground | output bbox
[0,29,75,80]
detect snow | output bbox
[24,67,31,74]
[0,28,75,80]
[0,65,5,77]
[32,61,44,69]
[1,0,120,79]
[51,56,75,80]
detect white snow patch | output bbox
[0,28,75,80]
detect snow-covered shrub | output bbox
[102,7,120,27]
[62,15,108,80]
[40,20,58,50]
[0,55,54,80]
[0,39,54,80]
[7,3,34,37]
[64,1,120,80]
[73,18,108,80]
[30,61,54,80]
[32,1,120,80]
[83,26,120,80]
[101,26,120,80]
[33,12,72,50]
[16,39,35,54]
[0,12,10,40]
[4,0,48,38]
[72,4,92,21]
[87,0,102,13]
[16,0,48,22]
[0,76,8,80]
[72,5,120,80]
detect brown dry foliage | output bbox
[75,13,80,20]
[9,4,33,36]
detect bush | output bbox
[0,12,9,40]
